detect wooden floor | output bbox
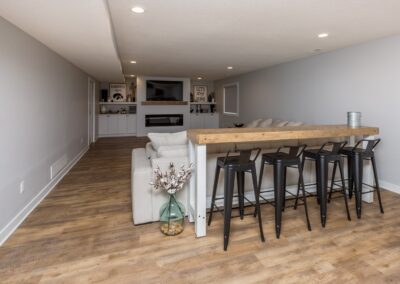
[1,137,400,283]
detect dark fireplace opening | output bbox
[145,114,184,127]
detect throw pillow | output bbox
[147,131,187,151]
[286,121,304,127]
[272,120,289,127]
[246,118,263,128]
[258,118,273,128]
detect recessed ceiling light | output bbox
[130,75,135,77]
[130,60,137,64]
[318,33,329,38]
[197,77,203,80]
[131,7,145,14]
[227,66,233,70]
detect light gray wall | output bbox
[0,17,90,243]
[216,35,400,186]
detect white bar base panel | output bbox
[188,140,207,237]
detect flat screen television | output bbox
[146,80,183,101]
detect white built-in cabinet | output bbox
[98,114,137,137]
[189,113,219,129]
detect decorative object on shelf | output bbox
[347,111,361,128]
[101,89,108,102]
[150,163,193,236]
[190,92,194,102]
[234,122,244,128]
[109,83,127,102]
[193,85,208,102]
[210,104,216,113]
[208,92,215,102]
[130,82,136,102]
[100,105,107,114]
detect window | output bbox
[223,82,239,116]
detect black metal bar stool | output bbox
[300,141,351,227]
[256,145,311,239]
[208,148,265,250]
[339,138,384,218]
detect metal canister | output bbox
[347,111,361,128]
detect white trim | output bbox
[379,180,400,194]
[0,146,89,246]
[223,82,239,116]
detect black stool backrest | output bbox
[277,144,307,158]
[223,148,262,165]
[352,138,381,155]
[318,141,347,154]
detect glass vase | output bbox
[159,194,185,236]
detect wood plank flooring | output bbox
[1,137,400,283]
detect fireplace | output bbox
[145,114,184,127]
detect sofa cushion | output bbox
[147,131,187,151]
[157,145,188,158]
[246,118,263,128]
[258,118,273,128]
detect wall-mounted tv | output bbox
[146,80,183,101]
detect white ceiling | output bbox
[0,0,124,82]
[1,1,400,82]
[109,0,400,80]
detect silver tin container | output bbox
[347,111,361,128]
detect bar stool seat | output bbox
[208,148,265,250]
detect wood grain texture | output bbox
[1,136,399,284]
[188,124,379,144]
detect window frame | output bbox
[223,82,239,116]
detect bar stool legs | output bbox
[237,171,245,219]
[328,161,351,221]
[223,167,235,251]
[297,161,312,231]
[208,165,221,226]
[371,156,384,214]
[252,164,265,243]
[353,153,363,219]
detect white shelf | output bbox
[190,102,216,105]
[99,102,137,105]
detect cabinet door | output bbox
[117,115,128,134]
[98,115,108,135]
[205,113,220,128]
[127,114,137,134]
[108,115,119,135]
[190,113,204,129]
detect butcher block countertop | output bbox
[187,124,379,145]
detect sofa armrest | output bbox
[132,148,153,224]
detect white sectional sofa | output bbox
[131,118,333,225]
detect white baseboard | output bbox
[379,180,400,194]
[0,146,89,246]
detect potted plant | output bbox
[151,163,193,236]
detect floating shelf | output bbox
[141,101,188,106]
[99,102,137,105]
